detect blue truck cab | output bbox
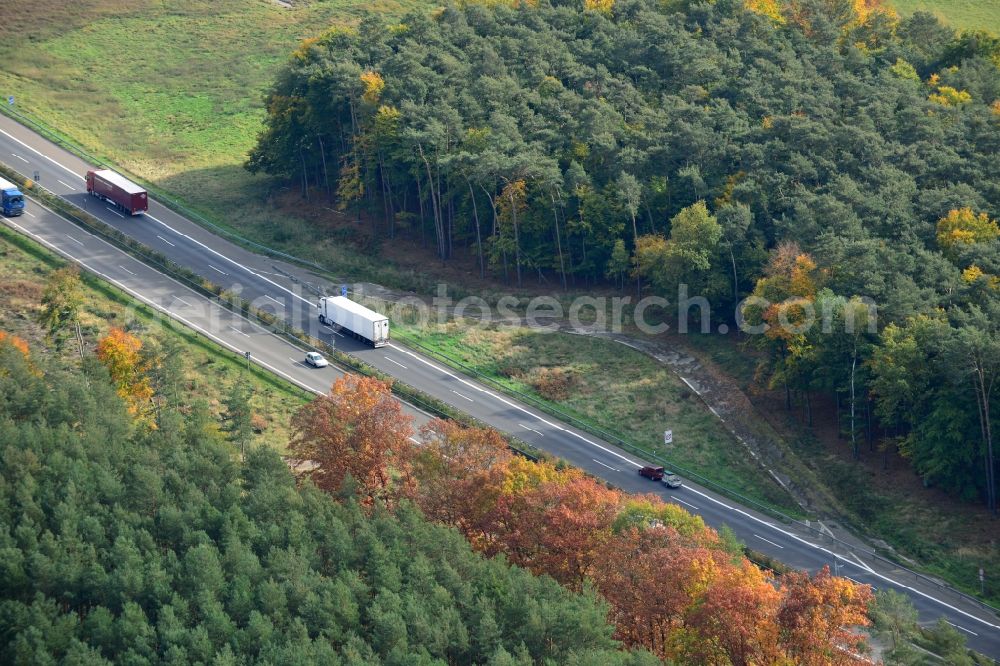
[0,177,25,216]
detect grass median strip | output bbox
[0,166,545,462]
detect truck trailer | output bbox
[318,296,389,348]
[0,177,25,217]
[86,169,148,216]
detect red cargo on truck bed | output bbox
[86,169,147,216]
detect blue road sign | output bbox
[340,285,348,297]
[7,96,13,106]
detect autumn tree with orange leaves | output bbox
[408,421,875,664]
[685,557,785,665]
[95,328,153,417]
[0,331,30,359]
[742,242,821,411]
[492,470,622,589]
[289,404,874,664]
[408,419,513,549]
[778,566,875,665]
[289,374,413,502]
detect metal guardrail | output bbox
[0,104,328,274]
[3,105,997,618]
[389,329,1000,617]
[0,163,541,464]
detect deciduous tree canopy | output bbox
[251,0,1000,510]
[0,338,654,665]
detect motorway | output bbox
[1,111,999,658]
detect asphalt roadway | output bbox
[1,111,998,659]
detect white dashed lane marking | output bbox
[753,534,784,549]
[384,356,408,370]
[592,459,620,472]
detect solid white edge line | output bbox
[0,126,317,312]
[380,343,1000,634]
[15,188,1000,637]
[0,128,84,180]
[682,485,1000,631]
[862,568,1000,631]
[142,210,314,305]
[2,216,329,401]
[848,552,874,572]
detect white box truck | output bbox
[318,296,389,348]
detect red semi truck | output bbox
[86,169,148,216]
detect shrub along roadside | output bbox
[0,163,546,462]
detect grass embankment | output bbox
[0,224,308,451]
[4,0,998,601]
[2,0,997,290]
[683,331,1000,606]
[0,0,435,290]
[889,0,1000,33]
[395,322,801,514]
[1,0,994,292]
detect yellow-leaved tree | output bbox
[96,328,154,418]
[583,0,614,13]
[360,70,385,105]
[936,207,1000,260]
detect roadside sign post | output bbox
[664,429,673,445]
[980,568,985,595]
[244,350,251,371]
[7,96,13,106]
[33,170,39,184]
